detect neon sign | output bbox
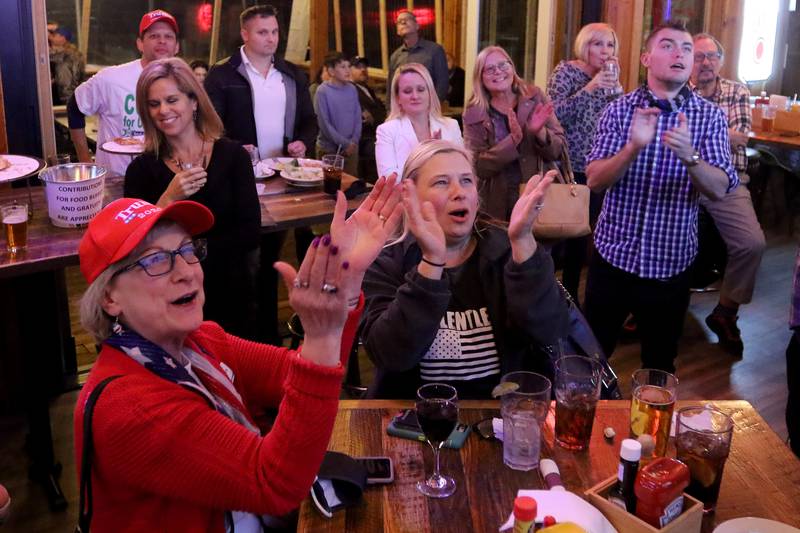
[738,0,780,82]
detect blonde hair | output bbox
[573,23,618,63]
[388,63,443,121]
[402,138,473,183]
[136,57,224,158]
[390,139,507,245]
[466,46,529,113]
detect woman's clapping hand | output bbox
[330,175,403,303]
[402,179,446,268]
[274,234,349,367]
[507,170,557,263]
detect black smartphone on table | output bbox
[386,409,471,449]
[355,456,394,484]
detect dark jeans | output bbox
[788,331,800,457]
[559,171,604,304]
[358,131,378,183]
[584,253,691,373]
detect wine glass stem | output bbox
[432,442,442,479]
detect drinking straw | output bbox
[335,144,342,156]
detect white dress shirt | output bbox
[240,47,286,159]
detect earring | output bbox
[193,110,198,122]
[112,316,124,335]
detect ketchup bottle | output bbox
[633,457,690,528]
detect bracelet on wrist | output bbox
[421,256,446,268]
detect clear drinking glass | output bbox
[554,355,603,451]
[415,383,459,498]
[500,371,552,470]
[675,406,733,513]
[322,154,345,195]
[244,145,260,170]
[603,61,622,96]
[630,369,678,458]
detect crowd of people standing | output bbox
[57,5,798,531]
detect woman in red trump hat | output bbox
[74,178,401,532]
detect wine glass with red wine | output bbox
[415,383,459,498]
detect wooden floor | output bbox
[0,232,796,532]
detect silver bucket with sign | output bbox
[38,164,107,228]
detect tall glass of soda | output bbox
[554,355,602,450]
[675,405,733,512]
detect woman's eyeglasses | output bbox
[113,239,207,278]
[484,61,512,76]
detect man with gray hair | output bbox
[690,32,765,357]
[387,10,449,101]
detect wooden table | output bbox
[749,129,800,150]
[0,171,366,509]
[298,400,800,533]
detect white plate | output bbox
[0,155,45,183]
[254,161,276,179]
[713,518,800,533]
[100,136,145,154]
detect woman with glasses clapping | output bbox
[463,46,565,222]
[74,176,402,531]
[124,57,260,339]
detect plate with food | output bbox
[0,154,46,183]
[280,165,324,188]
[264,157,325,173]
[101,136,146,154]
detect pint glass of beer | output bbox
[629,369,678,458]
[1,203,28,253]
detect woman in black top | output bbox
[125,58,260,339]
[361,139,569,398]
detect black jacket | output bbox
[204,51,318,154]
[360,226,570,398]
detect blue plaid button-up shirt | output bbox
[586,85,738,279]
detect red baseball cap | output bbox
[139,9,179,36]
[79,198,214,284]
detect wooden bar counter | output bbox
[298,400,800,533]
[0,173,365,277]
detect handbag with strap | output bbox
[76,375,122,533]
[525,148,591,240]
[541,281,622,400]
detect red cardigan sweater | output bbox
[73,301,362,532]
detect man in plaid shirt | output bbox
[584,20,738,372]
[691,33,765,356]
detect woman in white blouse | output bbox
[375,63,462,180]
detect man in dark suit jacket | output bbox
[205,4,318,344]
[350,56,386,182]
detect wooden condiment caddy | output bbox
[584,474,703,533]
[775,110,800,133]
